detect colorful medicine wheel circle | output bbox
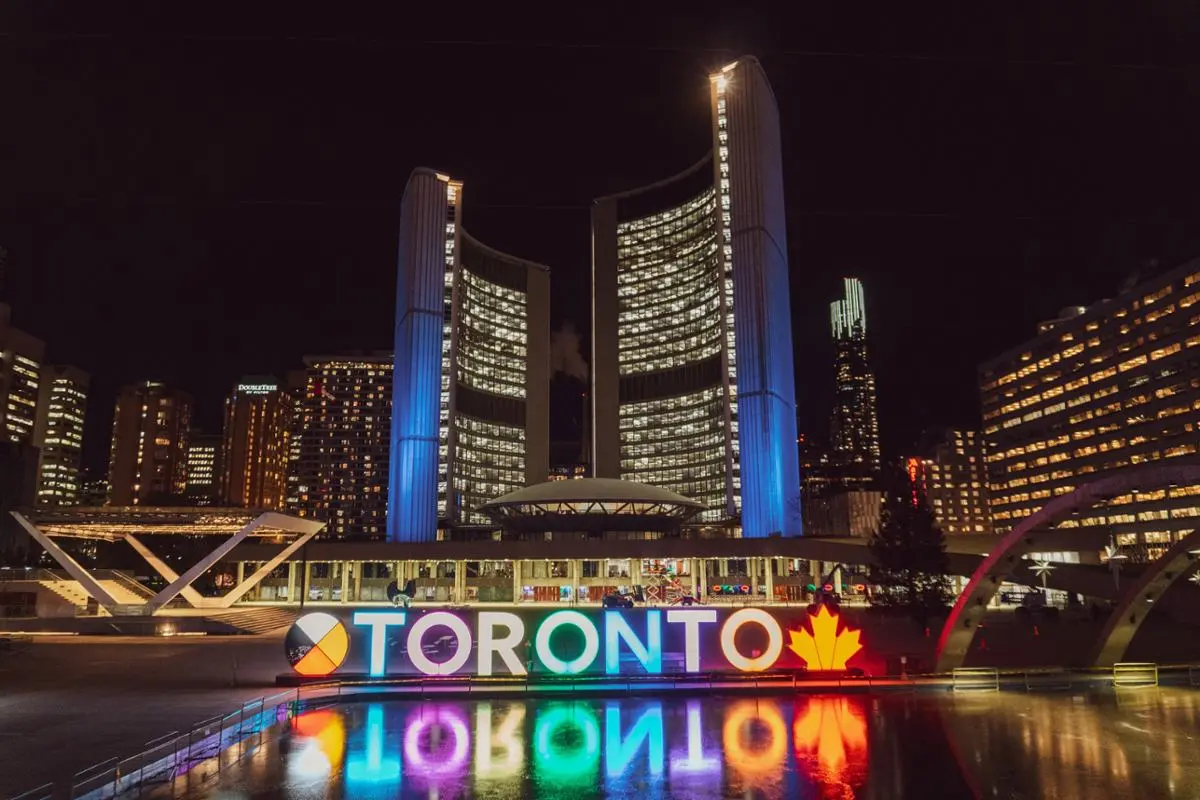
[285,612,349,676]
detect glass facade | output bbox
[615,187,734,522]
[392,169,550,541]
[591,57,802,538]
[830,278,881,479]
[980,260,1200,558]
[448,235,534,525]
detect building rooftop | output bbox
[22,507,324,541]
[478,478,703,533]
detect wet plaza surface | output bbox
[171,688,1200,799]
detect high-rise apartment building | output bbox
[294,355,392,539]
[220,376,293,510]
[32,365,88,505]
[0,304,45,445]
[591,57,802,537]
[108,381,192,505]
[829,278,881,482]
[904,429,992,534]
[980,259,1200,557]
[184,432,221,504]
[390,171,551,541]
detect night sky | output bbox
[2,4,1199,475]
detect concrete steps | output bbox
[38,580,90,607]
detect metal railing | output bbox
[951,667,1000,692]
[6,685,342,800]
[1113,662,1159,688]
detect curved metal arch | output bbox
[935,464,1200,672]
[1090,527,1200,666]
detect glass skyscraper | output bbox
[829,277,881,480]
[591,57,803,537]
[390,170,550,542]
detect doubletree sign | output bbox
[284,606,864,678]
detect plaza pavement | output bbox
[0,635,284,798]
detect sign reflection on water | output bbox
[288,696,871,797]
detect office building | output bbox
[591,57,802,537]
[829,278,881,482]
[293,355,392,539]
[32,365,88,506]
[184,433,222,504]
[0,304,45,445]
[390,171,550,541]
[980,259,1200,557]
[220,376,293,510]
[904,429,992,534]
[107,381,192,505]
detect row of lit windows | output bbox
[982,282,1200,393]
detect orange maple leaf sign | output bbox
[788,605,863,671]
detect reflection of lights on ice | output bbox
[403,707,470,776]
[721,701,788,777]
[670,702,721,776]
[288,710,344,781]
[346,705,401,785]
[793,697,868,775]
[605,704,663,778]
[475,703,525,778]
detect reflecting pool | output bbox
[195,689,1200,799]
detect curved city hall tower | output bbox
[390,170,550,542]
[591,57,803,537]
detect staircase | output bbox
[38,579,92,608]
[200,607,300,635]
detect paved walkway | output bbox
[0,635,283,798]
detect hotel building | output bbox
[293,354,392,539]
[107,381,193,505]
[591,56,802,537]
[980,259,1200,557]
[220,376,293,510]
[390,171,550,541]
[829,278,881,483]
[32,365,88,506]
[904,429,992,534]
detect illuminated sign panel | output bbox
[285,607,863,678]
[236,383,278,394]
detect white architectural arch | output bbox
[935,464,1200,672]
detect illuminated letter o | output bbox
[406,612,473,675]
[535,610,600,674]
[720,608,783,672]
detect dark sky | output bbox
[2,3,1199,475]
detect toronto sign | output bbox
[284,606,863,678]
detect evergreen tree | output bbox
[868,492,953,624]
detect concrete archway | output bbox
[935,464,1200,672]
[1090,528,1200,666]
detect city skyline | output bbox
[5,8,1196,477]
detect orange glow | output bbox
[292,709,346,769]
[793,697,868,790]
[721,701,788,778]
[787,606,863,671]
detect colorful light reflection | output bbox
[286,697,872,796]
[793,696,869,792]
